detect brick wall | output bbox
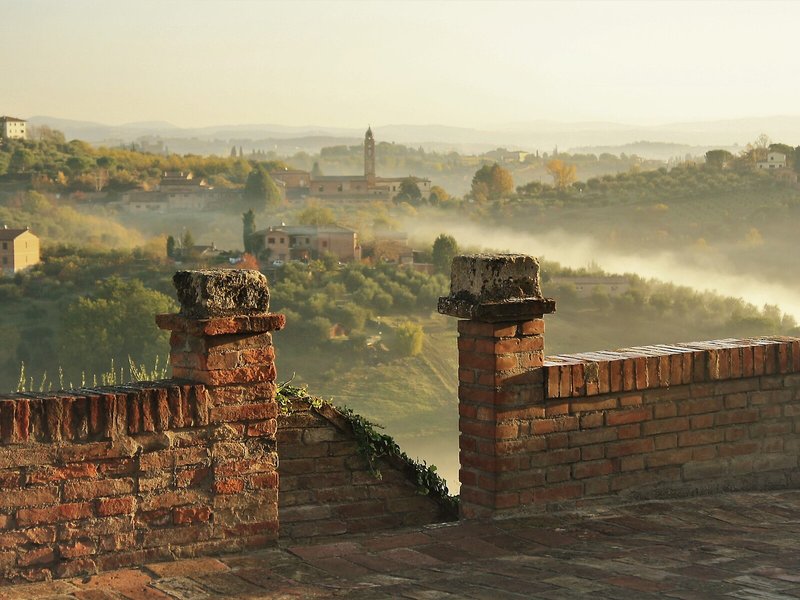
[0,380,278,582]
[277,399,456,542]
[456,322,800,517]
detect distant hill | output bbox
[24,115,800,157]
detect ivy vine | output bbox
[276,379,459,519]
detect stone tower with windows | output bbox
[364,126,376,184]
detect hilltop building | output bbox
[757,151,787,170]
[0,116,26,141]
[115,171,218,212]
[0,226,39,274]
[253,224,361,263]
[270,127,431,200]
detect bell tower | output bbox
[364,126,376,184]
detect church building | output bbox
[270,127,430,200]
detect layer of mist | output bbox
[407,218,800,321]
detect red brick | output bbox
[654,434,676,450]
[571,363,585,397]
[609,361,623,392]
[529,448,580,467]
[545,432,569,449]
[765,344,779,374]
[559,365,572,398]
[17,502,92,526]
[64,478,134,501]
[458,337,476,352]
[568,428,617,447]
[569,396,618,413]
[58,540,96,559]
[653,403,677,419]
[210,402,278,423]
[495,336,543,353]
[606,438,654,458]
[618,455,644,471]
[668,354,682,386]
[692,446,717,461]
[521,319,544,335]
[742,346,755,377]
[642,417,689,436]
[18,546,55,567]
[715,409,759,426]
[214,479,245,494]
[620,394,643,407]
[679,397,724,416]
[546,367,561,399]
[248,472,278,489]
[606,407,651,426]
[690,414,714,429]
[617,424,641,439]
[533,482,582,503]
[584,478,610,496]
[730,347,743,378]
[545,400,569,417]
[173,505,211,525]
[753,345,766,375]
[97,496,136,517]
[532,417,578,435]
[678,429,724,447]
[718,442,759,457]
[646,448,693,468]
[573,460,614,479]
[0,486,58,509]
[635,357,648,390]
[645,357,659,390]
[579,412,604,429]
[593,362,609,395]
[623,360,635,391]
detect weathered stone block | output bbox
[173,270,270,318]
[439,254,555,321]
[449,254,542,304]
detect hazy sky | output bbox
[2,0,799,128]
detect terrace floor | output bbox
[4,490,800,599]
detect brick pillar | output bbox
[156,269,285,543]
[439,255,555,519]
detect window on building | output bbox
[280,238,285,244]
[337,185,343,192]
[322,241,328,248]
[1,243,5,250]
[318,186,324,192]
[268,237,275,244]
[305,237,310,244]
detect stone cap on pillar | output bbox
[156,269,285,335]
[438,254,556,322]
[173,269,270,318]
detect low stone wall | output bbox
[277,399,456,542]
[0,380,278,583]
[537,337,800,506]
[442,254,800,518]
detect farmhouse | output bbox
[0,226,39,274]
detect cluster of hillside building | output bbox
[111,127,431,213]
[269,127,431,200]
[114,171,220,213]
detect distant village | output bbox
[2,113,798,299]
